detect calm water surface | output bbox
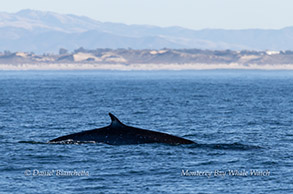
[0,70,293,193]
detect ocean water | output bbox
[0,70,292,193]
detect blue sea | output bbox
[1,70,292,193]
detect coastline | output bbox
[1,63,293,71]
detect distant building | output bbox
[266,51,280,55]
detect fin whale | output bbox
[49,113,195,145]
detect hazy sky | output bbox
[1,0,292,30]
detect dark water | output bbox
[1,70,292,193]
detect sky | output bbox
[0,0,292,30]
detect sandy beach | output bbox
[1,63,293,71]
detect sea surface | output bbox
[1,70,292,193]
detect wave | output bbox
[18,141,47,144]
[19,140,262,150]
[18,140,97,145]
[188,142,262,150]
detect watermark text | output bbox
[24,169,89,177]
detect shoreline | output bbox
[1,63,293,71]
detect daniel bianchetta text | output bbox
[181,169,270,177]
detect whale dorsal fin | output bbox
[109,113,124,126]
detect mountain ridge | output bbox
[1,9,293,53]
